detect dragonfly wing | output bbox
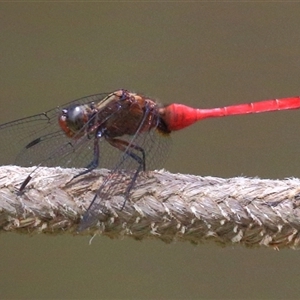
[78,144,146,230]
[0,93,110,167]
[0,112,61,166]
[78,128,172,230]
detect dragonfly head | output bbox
[58,105,90,138]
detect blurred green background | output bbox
[1,3,300,299]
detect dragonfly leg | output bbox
[107,137,146,209]
[107,138,146,171]
[73,136,100,179]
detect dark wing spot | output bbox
[25,137,42,149]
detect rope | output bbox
[0,165,300,249]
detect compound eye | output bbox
[69,106,84,121]
[64,105,87,132]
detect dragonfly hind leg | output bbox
[107,138,146,171]
[107,137,146,209]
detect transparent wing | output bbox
[0,91,172,232]
[0,93,110,167]
[79,115,172,231]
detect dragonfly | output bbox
[1,89,300,231]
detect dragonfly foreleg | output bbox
[73,136,100,179]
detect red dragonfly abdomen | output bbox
[161,96,300,131]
